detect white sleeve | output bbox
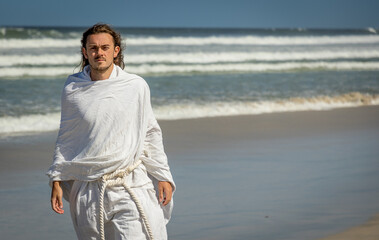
[141,83,176,223]
[142,83,176,191]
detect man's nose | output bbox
[96,48,104,55]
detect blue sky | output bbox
[1,0,378,29]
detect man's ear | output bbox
[114,46,120,58]
[82,47,88,59]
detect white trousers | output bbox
[65,179,167,240]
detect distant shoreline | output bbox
[1,103,379,139]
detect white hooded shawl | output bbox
[46,65,175,220]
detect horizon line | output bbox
[1,25,378,31]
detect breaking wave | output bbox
[154,92,379,120]
[1,50,379,67]
[1,61,378,78]
[1,92,378,135]
[1,35,379,49]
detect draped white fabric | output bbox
[46,65,175,224]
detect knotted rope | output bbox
[98,153,154,240]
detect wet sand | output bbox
[319,213,379,240]
[0,106,378,239]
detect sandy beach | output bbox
[0,106,378,239]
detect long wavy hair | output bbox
[80,23,125,70]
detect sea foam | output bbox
[0,113,61,135]
[1,93,378,135]
[1,50,379,67]
[1,35,379,49]
[154,92,379,120]
[1,61,379,78]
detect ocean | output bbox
[1,26,379,136]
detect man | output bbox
[47,23,175,240]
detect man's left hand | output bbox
[158,181,172,206]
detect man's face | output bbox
[82,33,120,72]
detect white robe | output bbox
[46,65,175,239]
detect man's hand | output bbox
[51,181,64,214]
[158,181,173,206]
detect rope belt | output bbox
[98,156,154,240]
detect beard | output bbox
[90,60,113,73]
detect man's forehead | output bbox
[86,33,114,45]
[87,43,112,46]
